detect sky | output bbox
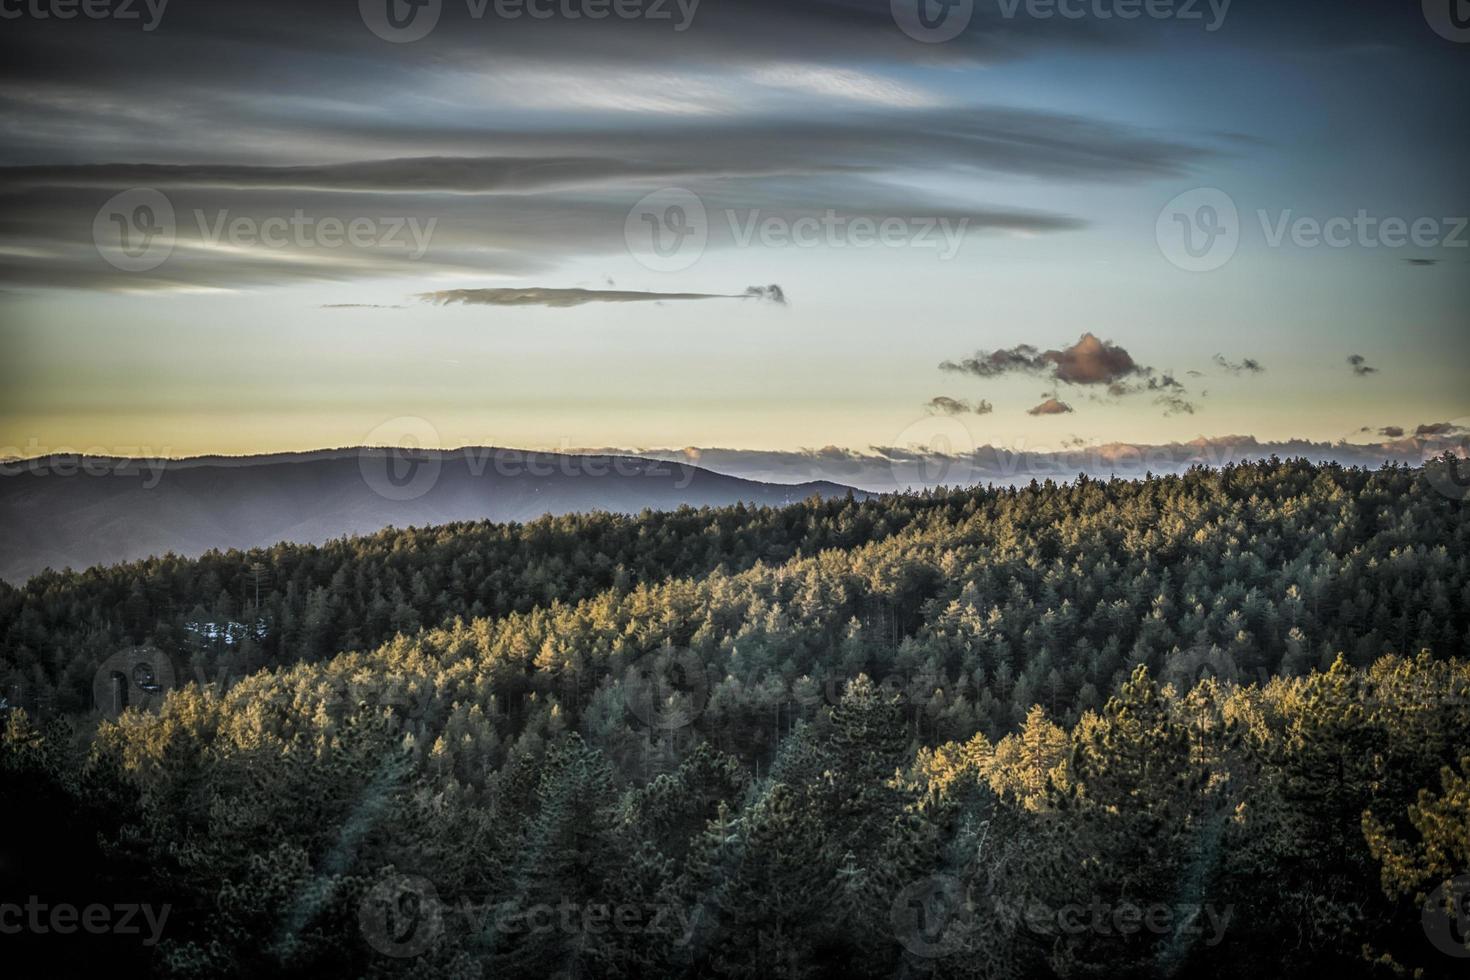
[1,0,1466,463]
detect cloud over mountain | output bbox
[607,430,1470,493]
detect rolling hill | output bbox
[0,447,862,584]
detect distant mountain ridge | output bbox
[0,447,864,584]
[578,432,1466,493]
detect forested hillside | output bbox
[2,457,1467,977]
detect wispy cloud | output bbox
[746,65,940,108]
[416,284,787,308]
[0,164,1085,291]
[1212,353,1265,375]
[926,396,993,416]
[1155,392,1196,416]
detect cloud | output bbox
[745,65,940,108]
[1155,392,1197,416]
[0,0,1124,114]
[742,284,787,305]
[1415,422,1462,437]
[12,0,1261,294]
[0,0,1427,130]
[0,170,1083,292]
[1133,375,1197,415]
[1404,258,1440,266]
[1045,333,1145,385]
[945,334,1207,418]
[1212,354,1265,374]
[321,303,405,309]
[926,397,993,416]
[1028,397,1074,416]
[1347,354,1378,376]
[1379,425,1405,438]
[1107,373,1184,397]
[940,344,1045,379]
[0,105,1209,194]
[942,332,1148,386]
[0,40,1225,293]
[416,285,788,309]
